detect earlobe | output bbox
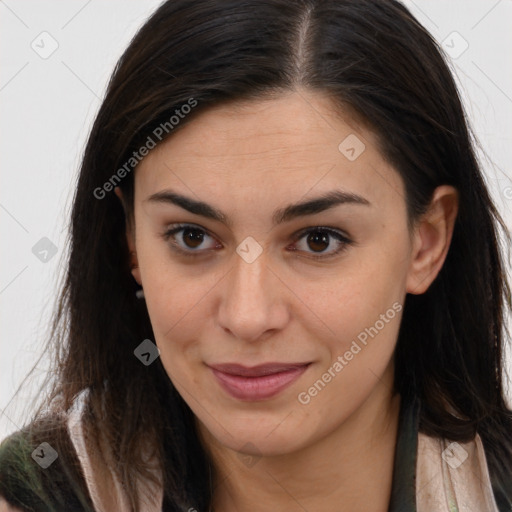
[115,187,142,286]
[114,186,125,211]
[130,251,142,285]
[406,185,459,295]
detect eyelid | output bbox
[162,223,220,258]
[290,225,351,243]
[288,226,352,259]
[162,223,353,260]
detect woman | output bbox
[1,0,511,511]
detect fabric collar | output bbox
[390,392,501,512]
[67,389,501,512]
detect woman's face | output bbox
[123,89,441,457]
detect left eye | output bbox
[290,227,351,258]
[162,224,352,259]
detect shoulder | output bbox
[0,417,95,512]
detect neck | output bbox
[200,369,402,512]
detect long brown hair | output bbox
[7,0,512,510]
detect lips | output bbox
[209,362,310,377]
[208,362,311,400]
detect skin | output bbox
[0,497,23,512]
[115,88,458,512]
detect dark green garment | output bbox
[0,418,95,512]
[0,395,511,511]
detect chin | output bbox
[199,412,311,457]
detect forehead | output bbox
[134,89,405,214]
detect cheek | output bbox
[144,273,212,351]
[310,284,403,377]
[135,235,214,358]
[296,240,407,379]
[296,271,404,418]
[143,272,210,393]
[306,255,404,335]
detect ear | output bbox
[114,187,142,286]
[406,185,459,295]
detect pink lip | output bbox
[208,362,311,401]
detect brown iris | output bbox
[307,231,330,252]
[182,227,205,249]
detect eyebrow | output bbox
[144,189,370,227]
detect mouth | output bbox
[208,362,312,401]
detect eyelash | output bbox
[161,223,353,260]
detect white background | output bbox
[1,0,511,440]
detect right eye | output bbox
[162,223,222,257]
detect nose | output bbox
[217,248,289,342]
